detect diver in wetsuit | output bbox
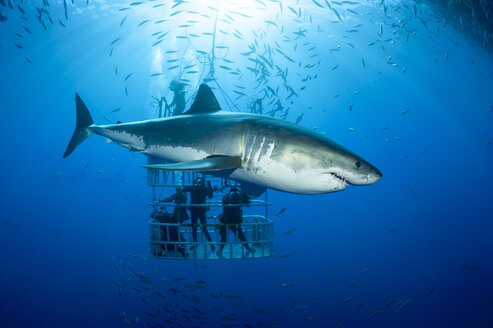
[183,177,216,251]
[161,187,189,223]
[217,187,254,257]
[151,197,188,258]
[169,80,187,116]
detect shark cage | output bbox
[146,158,274,260]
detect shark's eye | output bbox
[355,161,361,169]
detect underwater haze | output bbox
[1,0,492,327]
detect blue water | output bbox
[1,1,492,327]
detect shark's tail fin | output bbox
[63,93,94,158]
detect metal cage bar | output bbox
[149,215,273,260]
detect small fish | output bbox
[110,37,121,46]
[343,296,354,303]
[111,107,122,113]
[331,7,343,22]
[124,73,133,81]
[370,309,382,317]
[348,280,360,288]
[275,206,287,216]
[281,227,296,237]
[426,285,437,295]
[17,5,25,15]
[138,19,151,26]
[401,109,410,115]
[225,294,242,299]
[170,10,183,17]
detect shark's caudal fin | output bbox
[63,93,94,158]
[184,84,222,115]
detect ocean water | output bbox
[1,1,492,328]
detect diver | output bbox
[217,187,254,258]
[183,177,216,251]
[161,187,189,223]
[150,205,187,258]
[169,80,187,116]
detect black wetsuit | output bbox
[162,191,189,223]
[171,91,186,116]
[183,184,214,246]
[151,209,187,257]
[218,191,253,255]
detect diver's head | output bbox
[195,177,205,186]
[170,80,186,92]
[229,188,241,203]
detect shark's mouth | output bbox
[328,172,349,186]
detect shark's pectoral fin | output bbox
[239,181,267,198]
[141,155,241,172]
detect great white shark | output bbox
[63,84,382,195]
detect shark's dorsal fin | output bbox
[184,84,221,115]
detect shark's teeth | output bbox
[329,172,348,185]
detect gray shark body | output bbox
[64,84,382,195]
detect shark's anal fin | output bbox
[141,155,240,172]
